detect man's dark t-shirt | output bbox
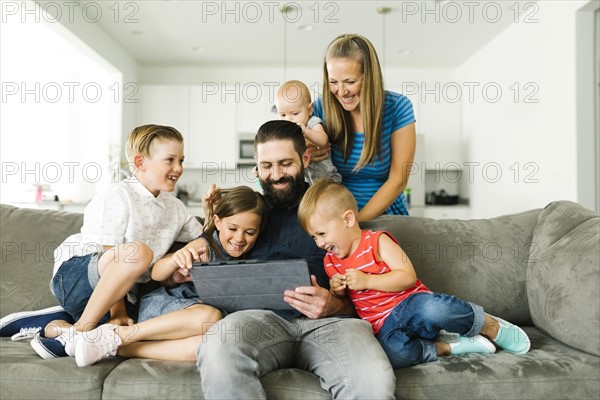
[247,203,329,290]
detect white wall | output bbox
[26,0,594,217]
[0,3,129,204]
[456,0,585,218]
[36,0,140,145]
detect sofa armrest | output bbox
[0,205,83,317]
[526,201,600,356]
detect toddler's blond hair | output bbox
[298,179,359,233]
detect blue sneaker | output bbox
[489,315,531,354]
[0,306,73,341]
[30,329,81,359]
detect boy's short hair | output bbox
[298,179,359,232]
[125,124,184,162]
[255,120,306,159]
[277,80,312,106]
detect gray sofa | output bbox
[1,201,598,399]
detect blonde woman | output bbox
[313,33,416,221]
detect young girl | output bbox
[73,186,269,367]
[298,180,530,369]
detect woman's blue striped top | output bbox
[313,91,415,216]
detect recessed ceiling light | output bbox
[297,25,314,31]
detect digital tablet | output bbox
[190,259,311,313]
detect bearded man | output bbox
[196,120,395,400]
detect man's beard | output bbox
[260,167,306,209]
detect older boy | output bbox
[2,125,216,365]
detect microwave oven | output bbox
[238,139,255,162]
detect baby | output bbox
[275,80,341,183]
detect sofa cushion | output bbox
[393,327,600,399]
[102,359,331,400]
[527,201,600,356]
[0,205,84,317]
[0,339,123,400]
[363,208,540,326]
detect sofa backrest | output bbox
[362,208,541,326]
[1,203,540,326]
[1,205,83,317]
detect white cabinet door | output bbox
[423,206,469,220]
[137,85,191,160]
[188,85,237,169]
[419,100,462,169]
[235,84,276,134]
[388,82,462,170]
[137,85,190,134]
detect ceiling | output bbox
[44,0,524,68]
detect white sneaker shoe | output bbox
[75,324,122,367]
[447,334,497,355]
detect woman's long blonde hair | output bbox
[322,34,385,170]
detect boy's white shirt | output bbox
[52,177,202,285]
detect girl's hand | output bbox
[344,269,369,291]
[171,245,202,270]
[168,239,209,284]
[171,238,209,269]
[171,267,193,283]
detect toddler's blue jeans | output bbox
[375,292,485,368]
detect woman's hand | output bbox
[307,142,331,164]
[357,123,416,221]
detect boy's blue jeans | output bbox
[375,292,485,368]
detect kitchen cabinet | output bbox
[235,84,277,134]
[388,83,462,170]
[408,133,426,207]
[418,99,462,169]
[423,205,470,220]
[137,85,237,169]
[188,85,237,169]
[137,85,192,161]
